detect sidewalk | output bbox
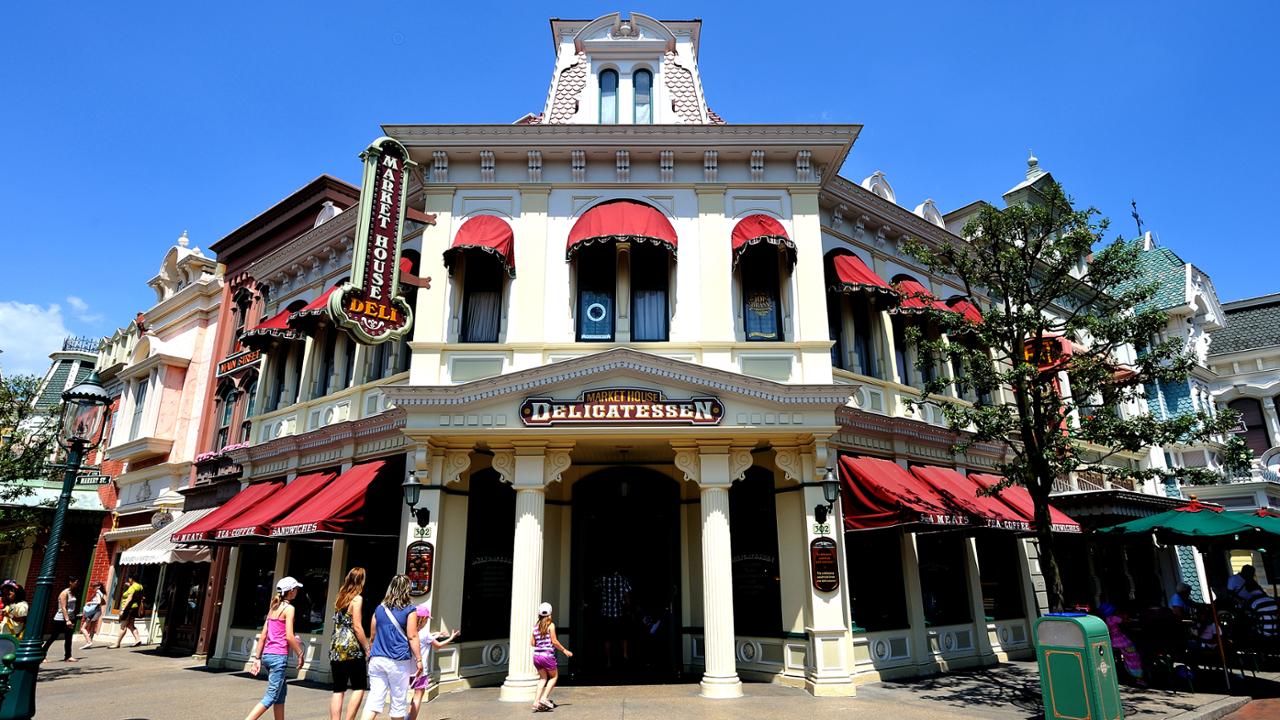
[31,647,1258,720]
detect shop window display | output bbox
[460,469,516,641]
[916,534,973,627]
[286,542,332,635]
[231,544,277,628]
[845,528,909,632]
[728,468,783,636]
[975,534,1025,621]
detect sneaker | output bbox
[80,644,94,650]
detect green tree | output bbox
[901,182,1240,611]
[0,374,62,552]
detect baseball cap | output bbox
[276,577,303,593]
[537,602,553,617]
[416,602,432,619]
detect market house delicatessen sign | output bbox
[520,388,724,426]
[329,136,416,344]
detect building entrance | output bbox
[569,468,684,685]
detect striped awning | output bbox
[119,509,216,565]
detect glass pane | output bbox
[577,245,616,341]
[460,252,503,343]
[846,529,909,631]
[231,544,277,628]
[631,244,668,341]
[461,471,517,641]
[741,248,782,341]
[286,542,333,635]
[976,535,1025,620]
[729,469,782,636]
[600,70,618,124]
[917,534,973,626]
[129,380,148,439]
[634,70,652,124]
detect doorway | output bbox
[570,468,683,684]
[159,562,210,655]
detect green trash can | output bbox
[1034,613,1123,720]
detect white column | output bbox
[962,537,997,664]
[900,532,935,674]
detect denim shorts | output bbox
[260,653,289,707]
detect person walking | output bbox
[244,577,306,720]
[80,581,107,649]
[113,574,145,648]
[361,575,421,720]
[406,604,459,720]
[329,568,371,720]
[42,578,81,663]
[531,602,572,712]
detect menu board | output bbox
[406,541,434,596]
[810,537,840,593]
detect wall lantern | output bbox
[814,467,840,525]
[402,470,430,527]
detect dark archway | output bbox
[569,467,684,685]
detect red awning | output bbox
[566,200,677,260]
[211,470,337,541]
[288,285,341,331]
[968,473,1081,533]
[240,308,302,349]
[946,298,984,325]
[911,466,1031,531]
[444,215,516,278]
[828,253,896,297]
[839,456,970,530]
[730,214,795,268]
[891,279,952,314]
[269,460,399,538]
[172,479,284,544]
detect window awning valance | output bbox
[210,470,337,542]
[947,298,983,325]
[269,460,399,539]
[890,279,952,315]
[566,200,677,261]
[288,285,341,332]
[240,308,302,349]
[730,214,795,268]
[827,252,896,296]
[172,479,284,544]
[120,508,215,565]
[444,215,516,278]
[968,473,1081,533]
[910,466,1031,531]
[839,456,970,530]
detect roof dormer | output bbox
[535,13,720,125]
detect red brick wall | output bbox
[21,514,101,630]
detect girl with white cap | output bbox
[531,601,572,712]
[405,603,459,720]
[244,576,305,720]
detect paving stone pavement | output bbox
[29,646,1258,720]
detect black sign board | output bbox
[406,541,434,597]
[810,537,840,593]
[75,475,111,486]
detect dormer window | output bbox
[634,69,652,124]
[600,69,619,124]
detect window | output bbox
[599,69,619,124]
[459,250,504,343]
[316,329,338,398]
[240,378,257,443]
[740,244,784,341]
[729,468,782,636]
[460,470,516,641]
[576,243,617,341]
[1230,398,1272,456]
[268,346,289,411]
[128,378,148,440]
[976,535,1025,621]
[110,562,160,614]
[633,69,652,124]
[916,534,973,627]
[230,544,277,628]
[229,293,251,355]
[630,243,669,341]
[366,340,390,383]
[215,386,235,450]
[846,528,909,632]
[892,316,911,386]
[828,286,884,379]
[286,542,332,635]
[342,334,356,388]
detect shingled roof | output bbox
[1116,241,1188,313]
[1210,296,1280,356]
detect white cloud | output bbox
[0,301,73,377]
[64,295,102,323]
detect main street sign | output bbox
[520,387,724,426]
[329,137,416,344]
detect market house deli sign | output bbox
[329,136,416,344]
[520,388,723,426]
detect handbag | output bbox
[329,608,363,662]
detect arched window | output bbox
[599,69,619,124]
[215,385,236,450]
[1229,398,1273,456]
[228,290,252,355]
[633,69,652,124]
[316,327,338,398]
[630,243,669,341]
[577,243,617,341]
[459,250,504,343]
[824,251,889,378]
[888,275,945,389]
[240,377,258,443]
[740,244,785,341]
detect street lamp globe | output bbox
[59,371,110,449]
[402,471,423,510]
[821,467,840,505]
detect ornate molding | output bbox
[431,151,448,183]
[616,149,630,182]
[544,448,572,485]
[673,446,700,484]
[749,149,765,182]
[571,150,586,182]
[704,150,718,182]
[729,447,754,482]
[796,150,813,182]
[659,150,674,182]
[774,446,803,483]
[442,448,472,486]
[479,150,495,182]
[491,449,515,484]
[527,150,543,182]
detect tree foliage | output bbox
[0,374,62,552]
[900,182,1241,610]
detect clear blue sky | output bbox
[2,2,1277,375]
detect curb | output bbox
[1165,696,1251,720]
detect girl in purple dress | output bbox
[531,602,572,712]
[1099,603,1146,686]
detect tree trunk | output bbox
[1033,502,1066,612]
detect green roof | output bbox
[1118,243,1188,313]
[1210,299,1280,356]
[35,360,72,410]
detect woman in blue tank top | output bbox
[361,575,421,720]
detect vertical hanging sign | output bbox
[329,136,416,344]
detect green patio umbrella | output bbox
[1233,507,1280,537]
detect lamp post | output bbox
[1,372,109,720]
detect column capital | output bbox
[492,442,574,488]
[672,442,700,484]
[773,446,803,484]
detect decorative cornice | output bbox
[247,208,359,284]
[232,407,406,467]
[383,124,861,149]
[385,348,853,409]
